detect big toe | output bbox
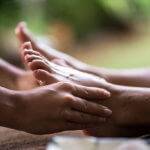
[29,59,51,73]
[15,22,30,43]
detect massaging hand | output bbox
[14,82,111,135]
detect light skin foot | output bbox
[21,42,107,89]
[15,22,90,71]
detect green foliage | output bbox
[0,0,149,36]
[45,0,150,37]
[0,0,21,29]
[46,0,101,37]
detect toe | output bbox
[16,22,32,43]
[25,54,43,63]
[33,69,58,85]
[28,60,52,72]
[21,42,32,50]
[16,22,38,51]
[23,49,41,57]
[15,22,27,43]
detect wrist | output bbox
[0,88,25,130]
[100,83,134,126]
[106,85,150,127]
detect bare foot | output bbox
[21,42,107,89]
[15,22,89,70]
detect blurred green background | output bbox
[0,0,150,68]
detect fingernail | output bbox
[103,90,111,97]
[104,108,112,116]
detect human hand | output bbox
[13,82,111,135]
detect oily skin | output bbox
[21,42,107,88]
[0,82,111,135]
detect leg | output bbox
[0,58,37,90]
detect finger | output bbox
[71,84,111,100]
[70,97,112,117]
[61,109,106,124]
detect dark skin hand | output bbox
[15,22,150,137]
[21,42,150,137]
[1,22,149,137]
[0,82,111,135]
[84,85,150,137]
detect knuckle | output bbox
[62,82,70,88]
[64,94,74,106]
[63,82,73,90]
[57,82,73,91]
